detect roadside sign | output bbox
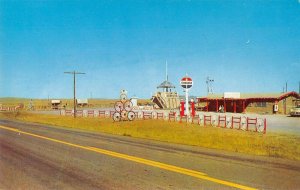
[180,75,193,119]
[180,76,193,89]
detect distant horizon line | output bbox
[1,90,299,100]
[0,97,134,100]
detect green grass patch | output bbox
[1,111,300,161]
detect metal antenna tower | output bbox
[166,60,168,81]
[206,76,214,95]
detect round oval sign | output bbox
[180,76,193,89]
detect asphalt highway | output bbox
[0,119,299,190]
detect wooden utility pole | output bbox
[284,82,287,114]
[64,71,85,118]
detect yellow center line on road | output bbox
[0,125,257,190]
[0,125,20,132]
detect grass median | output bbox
[1,111,300,161]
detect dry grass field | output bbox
[1,111,299,161]
[0,97,152,110]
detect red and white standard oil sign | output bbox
[180,76,193,89]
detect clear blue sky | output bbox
[1,0,299,99]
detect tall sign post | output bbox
[180,76,193,118]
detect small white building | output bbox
[151,80,180,109]
[77,99,88,107]
[131,97,138,107]
[51,100,61,109]
[224,92,241,99]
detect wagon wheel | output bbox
[211,115,218,127]
[241,116,247,130]
[120,94,127,102]
[113,112,121,122]
[127,111,135,121]
[114,101,123,112]
[256,118,265,133]
[121,110,128,118]
[123,100,133,112]
[226,117,232,128]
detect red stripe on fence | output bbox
[246,117,257,131]
[99,110,106,117]
[204,115,211,126]
[231,116,241,129]
[192,115,199,124]
[168,112,176,122]
[157,112,164,119]
[142,112,152,120]
[87,110,94,117]
[218,115,226,128]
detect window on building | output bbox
[255,102,267,107]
